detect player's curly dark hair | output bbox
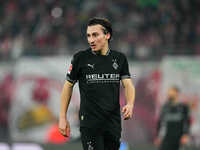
[87,17,112,42]
[171,85,180,93]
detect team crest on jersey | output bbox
[68,64,72,74]
[112,59,118,70]
[87,141,94,150]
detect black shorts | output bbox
[80,127,120,150]
[159,137,180,150]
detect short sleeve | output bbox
[183,104,190,134]
[120,54,131,80]
[66,54,79,84]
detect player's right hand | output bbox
[180,134,190,145]
[154,137,161,147]
[58,118,70,137]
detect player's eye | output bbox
[93,33,98,37]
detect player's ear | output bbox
[105,32,111,40]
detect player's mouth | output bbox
[90,44,96,49]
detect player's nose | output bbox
[88,37,95,43]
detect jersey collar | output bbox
[90,48,111,56]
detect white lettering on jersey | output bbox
[86,73,120,83]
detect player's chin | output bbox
[91,48,99,52]
[91,46,99,51]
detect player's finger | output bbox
[66,127,70,137]
[123,113,129,119]
[124,112,130,118]
[123,108,130,116]
[122,106,126,113]
[59,128,64,133]
[124,115,130,120]
[124,110,133,120]
[59,128,66,136]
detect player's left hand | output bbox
[180,134,190,145]
[122,104,133,120]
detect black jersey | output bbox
[157,101,190,139]
[66,48,131,131]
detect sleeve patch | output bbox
[68,64,72,74]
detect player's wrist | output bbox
[182,134,189,138]
[126,103,134,107]
[59,113,67,120]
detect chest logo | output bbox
[87,64,94,69]
[112,59,118,70]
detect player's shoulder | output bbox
[179,103,189,110]
[111,50,127,58]
[73,48,90,59]
[162,101,171,109]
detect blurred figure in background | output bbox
[0,74,13,142]
[154,86,191,150]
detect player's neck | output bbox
[172,98,178,105]
[100,43,109,55]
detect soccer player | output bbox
[58,17,135,150]
[154,86,190,150]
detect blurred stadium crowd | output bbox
[1,1,200,149]
[0,0,200,61]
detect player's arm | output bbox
[157,105,165,136]
[180,105,191,145]
[59,80,74,137]
[59,52,79,137]
[121,78,135,120]
[154,105,165,146]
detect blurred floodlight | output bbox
[51,7,63,18]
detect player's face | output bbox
[87,24,110,51]
[168,88,178,100]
